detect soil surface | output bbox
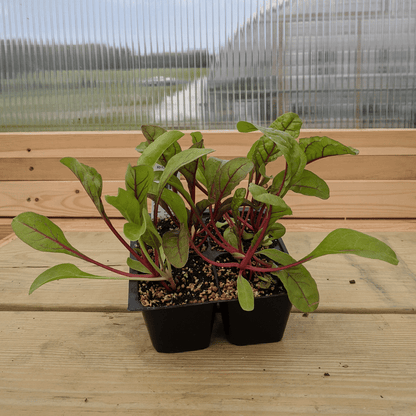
[134,218,286,308]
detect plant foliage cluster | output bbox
[12,112,398,312]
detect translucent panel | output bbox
[0,0,415,131]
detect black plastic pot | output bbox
[128,238,292,351]
[218,238,292,346]
[219,292,292,346]
[128,280,216,353]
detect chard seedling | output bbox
[12,113,398,313]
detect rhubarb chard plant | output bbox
[12,112,398,313]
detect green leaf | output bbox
[202,157,228,191]
[123,222,146,241]
[12,212,81,258]
[29,263,164,295]
[141,210,163,248]
[157,147,214,200]
[140,125,181,166]
[236,121,259,133]
[247,136,282,174]
[269,203,293,225]
[190,131,203,143]
[137,130,184,167]
[179,140,209,188]
[305,229,399,265]
[125,164,154,206]
[267,223,286,240]
[224,227,239,250]
[162,226,190,268]
[269,112,303,139]
[231,188,246,222]
[299,136,359,164]
[241,123,307,194]
[237,275,255,311]
[126,257,151,274]
[141,125,167,142]
[249,184,292,212]
[260,249,319,313]
[105,188,142,224]
[275,268,319,313]
[158,188,188,225]
[210,157,254,202]
[60,157,104,214]
[135,141,148,153]
[289,170,330,200]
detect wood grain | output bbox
[3,217,416,232]
[1,231,414,313]
[0,312,415,415]
[0,224,13,241]
[1,180,415,218]
[2,129,416,156]
[3,155,416,181]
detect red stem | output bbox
[103,213,157,275]
[277,163,288,196]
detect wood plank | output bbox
[3,155,416,181]
[0,312,415,415]
[2,129,416,157]
[3,217,416,233]
[1,232,415,313]
[0,224,13,240]
[1,180,415,218]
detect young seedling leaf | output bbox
[190,131,203,143]
[29,263,164,294]
[267,223,286,240]
[157,148,214,200]
[137,130,184,167]
[179,140,209,191]
[124,222,146,242]
[210,158,254,202]
[60,157,104,214]
[141,125,167,142]
[248,136,282,174]
[249,184,292,212]
[269,112,303,139]
[247,124,307,193]
[224,227,239,250]
[105,188,142,225]
[162,226,190,268]
[231,188,246,221]
[299,136,359,164]
[141,125,181,166]
[305,229,399,265]
[275,268,319,313]
[237,275,255,311]
[12,212,81,258]
[289,170,330,200]
[236,121,258,133]
[126,257,151,274]
[125,164,154,205]
[141,209,163,248]
[159,188,188,225]
[260,249,319,313]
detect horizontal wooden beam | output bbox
[2,180,415,218]
[1,129,416,157]
[3,155,416,181]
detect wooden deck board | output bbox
[0,312,415,415]
[1,231,414,313]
